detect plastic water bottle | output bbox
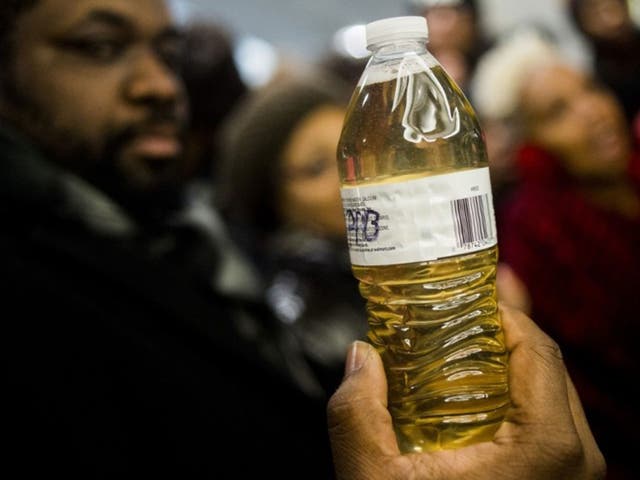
[336,16,510,453]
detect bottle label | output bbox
[341,167,497,266]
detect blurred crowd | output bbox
[2,0,638,478]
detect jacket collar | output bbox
[0,122,137,237]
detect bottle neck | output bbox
[368,38,428,58]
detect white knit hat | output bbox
[469,28,564,120]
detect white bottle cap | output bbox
[365,16,429,50]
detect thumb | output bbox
[327,341,400,479]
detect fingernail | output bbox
[346,341,370,376]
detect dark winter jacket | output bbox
[1,124,334,479]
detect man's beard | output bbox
[87,121,187,224]
[1,76,187,224]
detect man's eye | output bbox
[59,38,126,61]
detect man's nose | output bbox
[123,47,183,106]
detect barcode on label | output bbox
[450,194,493,248]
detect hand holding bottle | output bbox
[327,305,606,480]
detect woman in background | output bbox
[216,71,368,396]
[473,29,640,479]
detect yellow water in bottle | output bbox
[336,16,509,453]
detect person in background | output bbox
[1,1,333,477]
[216,71,368,396]
[473,28,640,479]
[567,0,640,123]
[469,28,561,223]
[407,0,491,92]
[328,305,606,480]
[180,21,248,184]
